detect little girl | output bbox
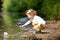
[19,9,46,34]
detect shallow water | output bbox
[0,17,32,40]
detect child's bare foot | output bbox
[33,30,49,34]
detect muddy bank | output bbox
[19,21,60,40]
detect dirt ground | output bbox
[20,21,60,40]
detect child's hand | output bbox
[19,25,25,28]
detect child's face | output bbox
[26,13,34,19]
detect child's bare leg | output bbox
[33,29,42,34]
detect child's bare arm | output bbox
[33,23,41,29]
[24,20,31,26]
[19,19,32,27]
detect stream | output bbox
[2,17,33,40]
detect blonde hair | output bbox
[26,9,37,15]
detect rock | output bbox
[17,17,29,25]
